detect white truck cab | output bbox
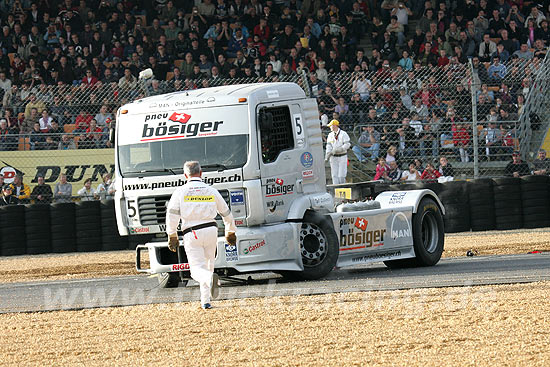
[113,83,445,287]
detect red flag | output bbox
[275,178,284,186]
[354,217,368,231]
[168,112,191,124]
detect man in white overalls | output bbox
[166,161,236,309]
[325,119,351,184]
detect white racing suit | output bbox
[325,128,351,184]
[166,177,236,305]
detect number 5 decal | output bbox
[293,113,304,141]
[127,199,137,218]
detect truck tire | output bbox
[282,212,339,281]
[411,197,444,266]
[384,198,444,269]
[157,272,181,288]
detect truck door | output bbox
[257,103,304,224]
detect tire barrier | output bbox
[50,202,77,253]
[75,201,102,252]
[0,200,133,256]
[385,178,550,233]
[0,205,26,256]
[520,175,550,229]
[468,179,496,232]
[24,204,51,255]
[437,181,470,233]
[100,200,128,251]
[492,177,523,230]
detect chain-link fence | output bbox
[301,53,550,182]
[1,53,549,183]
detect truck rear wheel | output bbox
[283,212,339,280]
[411,197,444,266]
[384,197,444,269]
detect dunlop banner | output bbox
[0,149,115,190]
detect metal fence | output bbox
[1,52,550,182]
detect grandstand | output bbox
[0,0,550,192]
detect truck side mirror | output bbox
[259,109,273,131]
[109,127,115,145]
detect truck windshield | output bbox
[118,135,248,177]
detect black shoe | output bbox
[202,303,212,309]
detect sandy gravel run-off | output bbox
[0,229,549,284]
[0,282,549,366]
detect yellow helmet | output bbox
[328,119,340,127]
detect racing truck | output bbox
[112,82,445,287]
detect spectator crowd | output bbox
[0,0,546,183]
[0,171,115,205]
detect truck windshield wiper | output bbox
[201,164,228,171]
[129,168,181,175]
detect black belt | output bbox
[182,222,217,236]
[332,153,347,157]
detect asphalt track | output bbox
[1,253,549,313]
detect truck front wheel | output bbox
[284,212,339,280]
[157,272,180,288]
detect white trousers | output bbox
[330,155,347,184]
[182,227,218,305]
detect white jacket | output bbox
[325,128,351,160]
[166,177,236,237]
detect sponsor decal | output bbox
[141,111,223,141]
[351,250,402,263]
[302,170,314,179]
[184,195,215,202]
[129,227,150,234]
[0,165,17,184]
[123,174,242,191]
[266,199,284,213]
[339,217,385,250]
[235,219,244,226]
[390,212,412,239]
[388,192,407,205]
[243,240,265,255]
[224,243,239,262]
[354,217,368,231]
[1,156,113,187]
[265,178,294,197]
[266,90,279,98]
[230,190,244,205]
[168,112,191,124]
[300,152,313,168]
[171,263,190,271]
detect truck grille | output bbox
[138,190,230,235]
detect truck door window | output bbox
[259,106,294,164]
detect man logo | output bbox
[390,212,412,240]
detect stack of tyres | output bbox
[414,182,443,195]
[372,183,392,198]
[388,183,418,191]
[100,200,128,251]
[75,201,102,252]
[493,177,523,230]
[50,202,76,253]
[24,204,51,254]
[0,205,26,256]
[468,179,496,231]
[520,175,550,228]
[438,181,470,233]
